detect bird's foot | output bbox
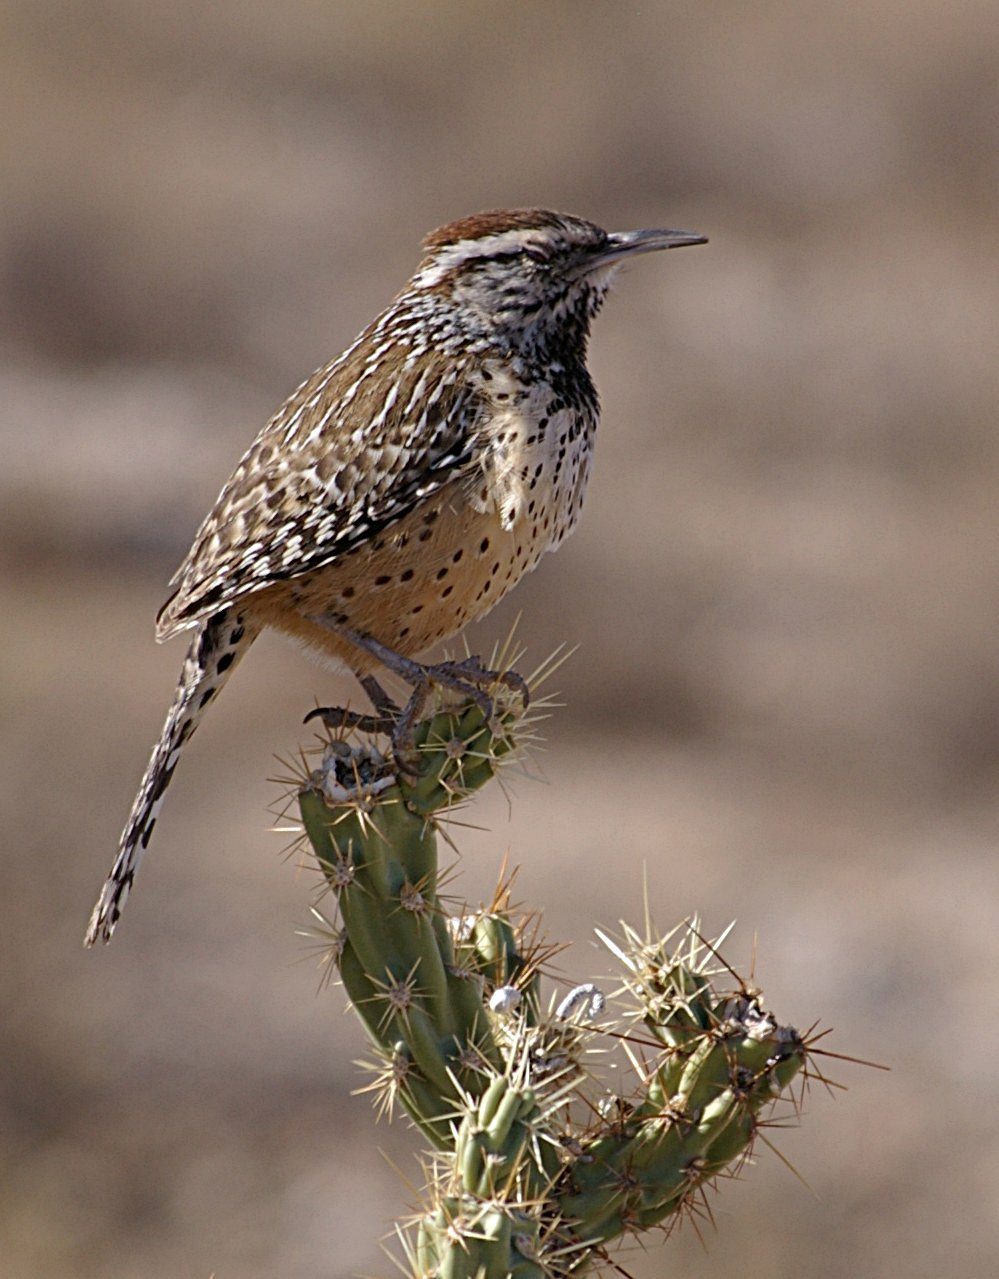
[303,617,528,780]
[304,659,526,779]
[389,654,529,778]
[426,655,529,718]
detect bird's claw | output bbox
[304,705,397,736]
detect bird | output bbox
[84,208,707,946]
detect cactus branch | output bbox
[288,663,830,1276]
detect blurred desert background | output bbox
[2,2,997,1276]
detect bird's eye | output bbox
[523,246,547,265]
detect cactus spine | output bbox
[293,674,818,1277]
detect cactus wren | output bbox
[85,208,706,945]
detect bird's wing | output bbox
[156,335,486,640]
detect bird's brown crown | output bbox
[422,208,575,253]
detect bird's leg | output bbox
[306,616,528,776]
[358,672,399,717]
[303,622,428,771]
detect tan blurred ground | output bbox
[2,2,998,1276]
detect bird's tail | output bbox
[84,608,259,946]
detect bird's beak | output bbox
[581,227,708,273]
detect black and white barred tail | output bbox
[84,609,258,946]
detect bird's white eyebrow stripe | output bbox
[413,228,562,288]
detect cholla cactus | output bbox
[288,662,827,1277]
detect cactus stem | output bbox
[282,658,841,1277]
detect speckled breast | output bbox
[255,371,597,669]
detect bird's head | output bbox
[411,208,706,357]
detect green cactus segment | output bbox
[398,704,517,818]
[455,1075,541,1198]
[298,695,523,1144]
[417,1199,547,1279]
[451,912,542,1025]
[558,993,805,1246]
